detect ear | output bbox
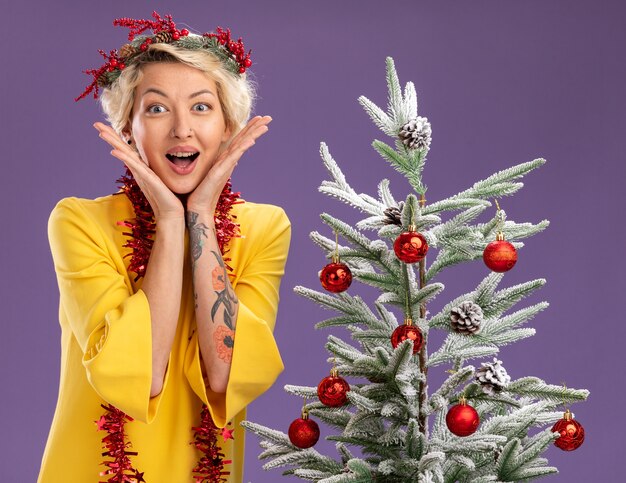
[121,122,132,142]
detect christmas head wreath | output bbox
[75,10,252,102]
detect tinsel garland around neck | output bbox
[115,167,243,281]
[95,167,242,482]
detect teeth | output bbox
[169,152,197,158]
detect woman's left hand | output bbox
[187,115,272,212]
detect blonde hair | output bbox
[99,37,255,138]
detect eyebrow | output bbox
[141,88,215,99]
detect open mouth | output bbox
[165,152,200,165]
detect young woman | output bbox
[39,13,290,482]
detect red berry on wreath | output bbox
[393,224,428,263]
[391,318,423,354]
[483,232,517,272]
[288,407,320,449]
[317,368,350,407]
[320,255,352,293]
[446,396,480,436]
[551,409,585,451]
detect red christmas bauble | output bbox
[320,261,352,293]
[552,410,585,451]
[446,399,480,436]
[317,374,350,407]
[393,229,428,263]
[483,239,517,272]
[390,322,423,354]
[288,417,320,449]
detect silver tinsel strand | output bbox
[475,358,511,395]
[450,301,483,334]
[398,117,432,151]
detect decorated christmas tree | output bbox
[242,58,588,482]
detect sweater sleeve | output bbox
[48,198,168,423]
[184,206,291,427]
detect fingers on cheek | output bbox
[134,150,149,167]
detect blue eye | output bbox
[193,103,212,112]
[147,105,166,114]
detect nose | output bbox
[170,111,193,139]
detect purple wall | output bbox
[2,0,624,480]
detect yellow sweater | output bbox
[39,193,291,482]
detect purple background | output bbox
[2,0,624,481]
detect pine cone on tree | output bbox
[450,301,483,334]
[398,117,432,150]
[476,358,511,395]
[383,201,404,226]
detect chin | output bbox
[171,187,194,195]
[167,179,200,196]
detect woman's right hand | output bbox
[94,122,184,221]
